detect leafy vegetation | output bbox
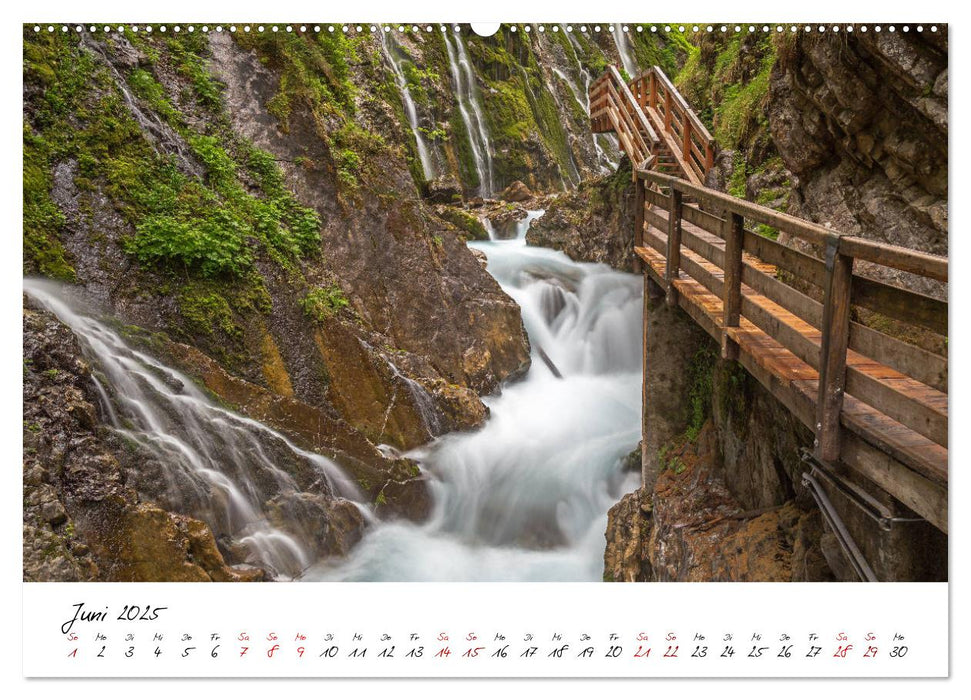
[300,285,349,322]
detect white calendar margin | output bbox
[22,582,947,677]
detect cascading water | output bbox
[306,213,643,581]
[554,27,619,174]
[444,30,495,197]
[23,279,369,580]
[381,32,437,181]
[610,24,638,78]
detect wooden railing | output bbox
[630,68,715,184]
[590,65,659,176]
[634,169,948,532]
[591,65,715,185]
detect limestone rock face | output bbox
[603,488,654,582]
[768,32,947,297]
[209,33,531,405]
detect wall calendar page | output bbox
[9,0,960,692]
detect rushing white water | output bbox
[444,30,495,197]
[610,24,638,78]
[307,213,643,581]
[23,279,369,580]
[381,32,436,181]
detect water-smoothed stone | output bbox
[160,336,434,510]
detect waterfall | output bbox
[381,32,436,181]
[307,213,643,581]
[610,24,638,78]
[444,30,495,197]
[23,279,368,580]
[554,27,619,174]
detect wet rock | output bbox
[603,488,654,582]
[161,337,434,509]
[24,303,286,581]
[500,179,533,202]
[487,206,528,239]
[526,158,635,271]
[265,493,366,560]
[426,176,463,204]
[605,423,833,582]
[375,474,433,522]
[470,248,489,268]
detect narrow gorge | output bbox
[23,23,947,583]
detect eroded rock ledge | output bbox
[605,424,831,582]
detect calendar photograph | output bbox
[21,20,948,586]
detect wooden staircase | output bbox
[588,65,949,535]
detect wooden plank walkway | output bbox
[590,65,949,533]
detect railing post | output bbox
[633,175,645,273]
[721,211,744,360]
[648,72,657,112]
[815,234,853,462]
[682,121,692,165]
[665,187,683,307]
[664,88,672,133]
[704,140,715,174]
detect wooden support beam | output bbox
[665,188,683,307]
[815,235,854,462]
[722,212,744,359]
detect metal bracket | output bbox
[802,470,877,582]
[799,449,925,532]
[823,232,841,272]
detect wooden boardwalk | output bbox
[590,66,948,533]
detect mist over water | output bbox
[308,213,643,581]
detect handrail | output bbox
[591,65,716,184]
[634,67,714,147]
[639,170,949,283]
[589,66,660,178]
[632,163,947,531]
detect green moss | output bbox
[629,28,694,76]
[23,125,74,280]
[300,285,349,322]
[684,341,717,441]
[468,29,579,188]
[727,152,748,198]
[178,285,240,337]
[437,206,488,241]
